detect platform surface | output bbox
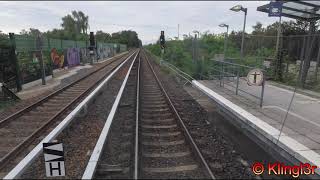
[185,79,320,174]
[16,53,126,100]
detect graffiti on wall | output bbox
[66,48,80,67]
[80,48,90,64]
[97,46,113,60]
[50,48,65,69]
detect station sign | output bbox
[43,142,66,177]
[268,1,283,17]
[247,69,264,86]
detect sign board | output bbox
[43,142,65,177]
[247,69,264,86]
[268,1,283,17]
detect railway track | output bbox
[84,49,215,179]
[0,50,135,174]
[137,51,214,179]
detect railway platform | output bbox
[16,53,127,100]
[185,79,320,175]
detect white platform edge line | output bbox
[191,80,320,173]
[81,51,139,179]
[3,51,136,180]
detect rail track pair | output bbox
[2,49,216,179]
[84,50,215,179]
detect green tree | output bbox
[95,31,112,42]
[60,10,89,39]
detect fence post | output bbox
[9,33,22,92]
[260,75,265,108]
[222,62,224,87]
[47,38,54,78]
[236,65,240,95]
[36,35,46,85]
[219,62,222,87]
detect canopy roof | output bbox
[257,1,320,21]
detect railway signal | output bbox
[159,31,165,65]
[160,31,165,50]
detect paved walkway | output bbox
[17,65,93,100]
[200,78,320,151]
[184,79,320,174]
[17,53,126,100]
[196,79,320,154]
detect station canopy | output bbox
[257,1,320,21]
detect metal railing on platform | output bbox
[204,59,266,107]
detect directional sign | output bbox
[43,142,65,177]
[247,69,264,86]
[268,1,283,17]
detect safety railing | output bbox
[205,59,266,107]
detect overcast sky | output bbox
[0,1,288,44]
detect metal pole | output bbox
[40,50,46,85]
[275,16,282,57]
[260,76,265,108]
[36,35,46,85]
[315,44,320,80]
[236,65,240,95]
[298,36,306,80]
[9,33,22,92]
[274,16,282,78]
[48,38,54,78]
[192,37,195,63]
[223,26,229,60]
[220,62,222,87]
[224,25,229,58]
[90,53,94,65]
[240,10,247,60]
[222,62,224,87]
[178,24,180,40]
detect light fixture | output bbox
[230,5,243,12]
[219,23,229,28]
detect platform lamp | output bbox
[219,23,229,60]
[230,4,247,60]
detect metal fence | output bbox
[202,59,266,107]
[0,33,127,92]
[185,33,320,91]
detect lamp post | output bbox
[219,23,229,60]
[192,30,200,63]
[193,30,200,39]
[192,30,200,78]
[230,5,247,60]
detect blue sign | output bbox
[268,1,283,17]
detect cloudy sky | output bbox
[0,1,288,44]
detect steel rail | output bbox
[142,49,216,179]
[81,50,140,179]
[0,51,129,127]
[3,50,138,179]
[0,51,134,171]
[134,56,141,179]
